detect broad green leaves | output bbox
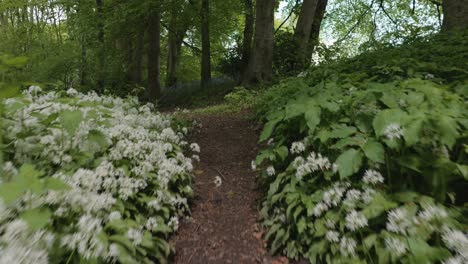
[59,110,83,135]
[335,149,363,178]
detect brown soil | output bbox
[173,112,284,264]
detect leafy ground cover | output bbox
[253,33,468,263]
[0,87,198,263]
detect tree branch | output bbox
[275,0,300,34]
[160,21,201,53]
[336,0,376,44]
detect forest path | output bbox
[173,112,280,264]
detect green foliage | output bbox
[254,32,468,262]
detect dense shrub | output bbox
[253,33,468,263]
[0,88,198,263]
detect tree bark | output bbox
[442,0,468,32]
[132,30,144,85]
[242,0,275,86]
[241,0,254,71]
[305,0,328,65]
[95,0,105,92]
[147,11,161,101]
[201,0,212,87]
[294,0,319,70]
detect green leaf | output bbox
[259,119,279,142]
[373,109,408,137]
[59,110,83,135]
[434,115,459,148]
[362,140,385,163]
[45,178,71,191]
[304,106,321,133]
[20,208,52,230]
[362,193,397,219]
[335,149,363,178]
[275,146,289,161]
[330,125,357,139]
[88,130,111,150]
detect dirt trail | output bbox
[173,112,278,264]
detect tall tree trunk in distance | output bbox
[166,24,185,87]
[95,0,105,92]
[147,11,161,101]
[241,0,254,77]
[132,30,144,85]
[242,0,275,86]
[293,0,319,71]
[305,0,328,65]
[201,0,212,88]
[442,0,468,32]
[79,39,87,86]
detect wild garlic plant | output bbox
[257,140,467,263]
[0,87,199,263]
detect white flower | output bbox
[418,205,448,222]
[363,170,384,185]
[66,88,78,96]
[107,243,120,259]
[145,217,158,231]
[168,217,179,231]
[108,211,122,221]
[442,228,468,258]
[326,231,340,243]
[443,255,466,264]
[384,123,403,140]
[340,237,357,257]
[251,161,257,171]
[266,166,275,176]
[343,189,361,208]
[362,188,376,204]
[290,142,305,154]
[192,154,200,162]
[386,208,412,235]
[190,143,200,153]
[345,210,368,231]
[313,202,329,217]
[127,228,143,246]
[214,176,222,187]
[385,237,407,257]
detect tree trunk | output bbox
[132,30,144,85]
[305,0,328,65]
[201,0,212,87]
[242,0,275,86]
[166,15,186,88]
[241,0,254,71]
[147,11,161,101]
[442,0,468,32]
[95,0,105,92]
[293,0,319,70]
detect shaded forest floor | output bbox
[172,111,287,264]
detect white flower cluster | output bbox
[293,151,337,180]
[384,123,403,140]
[0,87,197,262]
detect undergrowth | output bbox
[253,32,468,263]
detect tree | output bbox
[95,0,105,92]
[147,10,162,101]
[307,0,328,60]
[200,0,211,87]
[442,0,468,32]
[241,0,254,72]
[294,0,319,70]
[243,0,275,86]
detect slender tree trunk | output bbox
[242,0,275,86]
[241,0,254,71]
[293,0,319,70]
[79,40,87,86]
[147,11,161,101]
[304,0,328,64]
[132,30,144,85]
[166,13,186,88]
[201,0,212,87]
[95,0,105,92]
[442,0,468,32]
